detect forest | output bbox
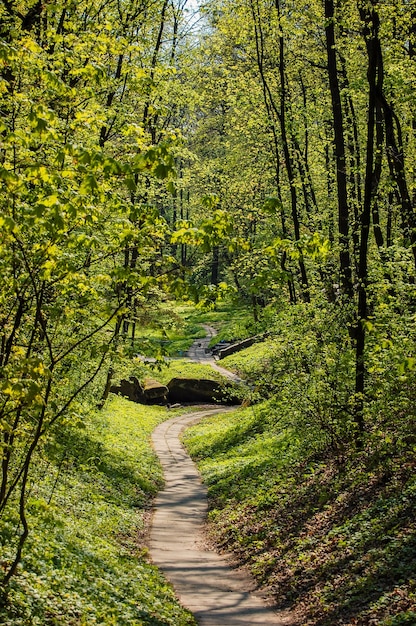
[0,0,415,624]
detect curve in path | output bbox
[186,324,242,383]
[185,324,217,363]
[149,408,290,626]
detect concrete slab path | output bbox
[186,324,242,383]
[149,408,290,626]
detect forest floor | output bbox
[165,306,416,626]
[3,303,413,625]
[183,392,416,626]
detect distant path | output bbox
[186,324,242,383]
[186,324,217,362]
[149,408,290,626]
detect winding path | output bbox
[149,408,289,625]
[186,324,242,382]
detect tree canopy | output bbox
[1,0,416,620]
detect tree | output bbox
[179,0,416,446]
[0,0,181,590]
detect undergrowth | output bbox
[183,400,416,626]
[128,304,205,357]
[0,396,196,626]
[181,301,266,347]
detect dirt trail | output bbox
[148,408,289,625]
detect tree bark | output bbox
[275,0,309,302]
[324,0,353,298]
[354,0,383,442]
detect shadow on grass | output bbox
[204,436,416,625]
[190,407,279,460]
[2,533,194,626]
[310,529,416,626]
[49,426,162,507]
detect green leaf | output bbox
[262,196,283,214]
[79,174,99,195]
[125,177,137,192]
[154,163,170,179]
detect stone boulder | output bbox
[218,336,259,359]
[111,376,240,406]
[167,377,239,405]
[110,376,168,405]
[143,378,169,405]
[110,377,145,403]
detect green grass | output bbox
[131,319,205,357]
[178,301,246,327]
[0,396,196,626]
[220,340,276,378]
[177,301,262,347]
[122,299,260,359]
[142,359,228,385]
[183,401,416,626]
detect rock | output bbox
[110,377,145,403]
[218,336,259,359]
[167,377,239,405]
[211,340,233,356]
[110,376,168,405]
[143,378,169,405]
[111,376,240,406]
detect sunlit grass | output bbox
[0,396,196,625]
[145,359,228,385]
[183,398,416,626]
[220,341,276,377]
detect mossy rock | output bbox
[167,377,239,405]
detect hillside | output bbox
[184,401,416,626]
[183,306,416,626]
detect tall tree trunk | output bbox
[410,11,416,209]
[324,0,353,298]
[98,315,123,408]
[211,245,219,286]
[339,52,362,270]
[354,0,384,442]
[275,0,309,302]
[142,0,169,142]
[249,0,302,303]
[364,4,416,268]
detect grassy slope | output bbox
[6,300,415,625]
[124,302,208,358]
[144,360,227,386]
[128,300,255,387]
[0,396,196,626]
[183,398,416,626]
[125,298,258,360]
[0,302,252,625]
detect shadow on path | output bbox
[148,408,292,625]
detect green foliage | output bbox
[381,613,416,626]
[1,0,416,621]
[183,397,416,626]
[0,396,196,625]
[184,300,268,346]
[221,300,358,451]
[125,305,206,358]
[145,360,228,386]
[0,0,189,583]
